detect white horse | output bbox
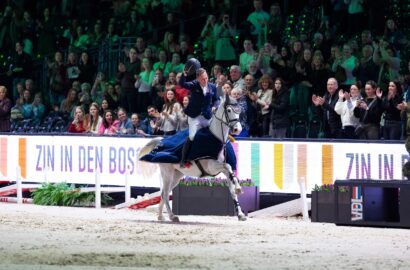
[138,94,246,222]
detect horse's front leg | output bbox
[159,165,181,222]
[223,163,246,221]
[230,173,242,195]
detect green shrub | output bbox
[32,182,112,206]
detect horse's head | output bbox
[214,93,242,135]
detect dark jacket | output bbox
[179,75,219,119]
[12,51,32,78]
[116,59,141,90]
[354,97,383,124]
[0,97,11,132]
[271,88,290,129]
[381,94,403,122]
[316,91,342,137]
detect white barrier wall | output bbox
[0,135,407,193]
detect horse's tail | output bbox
[138,137,163,159]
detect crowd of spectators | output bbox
[0,0,409,141]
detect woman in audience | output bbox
[104,83,120,112]
[332,43,358,91]
[161,31,179,56]
[209,64,222,83]
[135,58,154,114]
[381,81,404,140]
[151,68,166,111]
[78,51,95,85]
[66,51,80,85]
[270,77,290,138]
[353,80,383,139]
[48,51,67,108]
[200,14,217,64]
[116,107,132,134]
[230,88,249,137]
[60,88,78,120]
[21,89,34,120]
[256,75,274,136]
[156,89,181,135]
[98,109,119,135]
[164,53,184,76]
[222,81,234,96]
[177,95,189,131]
[128,113,147,135]
[31,92,46,125]
[308,53,331,97]
[153,49,169,76]
[257,42,275,76]
[87,102,102,134]
[0,86,12,132]
[68,106,88,133]
[334,82,362,139]
[373,40,401,93]
[214,13,236,67]
[91,72,107,105]
[99,99,110,116]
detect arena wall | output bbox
[0,135,407,193]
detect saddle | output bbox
[140,128,237,171]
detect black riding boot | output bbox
[180,139,192,168]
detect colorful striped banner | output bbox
[274,144,283,189]
[251,143,260,186]
[283,144,294,190]
[322,144,333,185]
[19,138,27,179]
[297,144,307,187]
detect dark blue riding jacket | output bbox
[179,75,219,120]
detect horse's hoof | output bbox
[171,215,180,222]
[238,215,247,221]
[158,215,165,221]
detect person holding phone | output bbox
[214,13,237,66]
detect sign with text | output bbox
[0,135,407,193]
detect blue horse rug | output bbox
[139,128,237,171]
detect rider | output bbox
[179,67,219,168]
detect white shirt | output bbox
[334,97,360,127]
[202,85,208,96]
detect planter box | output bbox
[172,186,259,216]
[311,190,350,223]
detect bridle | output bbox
[211,98,241,148]
[213,103,240,134]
